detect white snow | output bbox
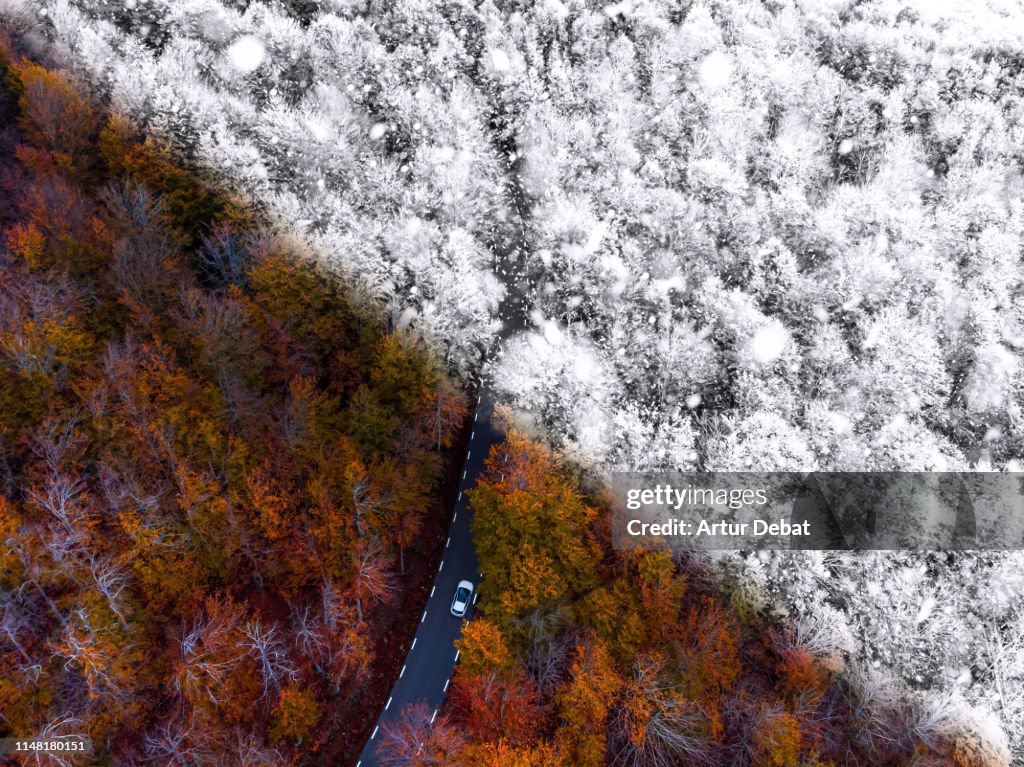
[698,51,733,91]
[749,322,789,365]
[603,1,632,17]
[305,119,328,142]
[584,219,609,255]
[226,35,265,73]
[863,322,883,349]
[543,320,564,346]
[915,596,936,625]
[547,0,570,19]
[396,307,417,329]
[490,49,511,72]
[573,349,599,381]
[827,412,853,434]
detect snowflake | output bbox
[227,35,265,74]
[749,322,789,364]
[698,51,732,90]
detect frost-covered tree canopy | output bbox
[14,0,1023,473]
[8,0,1024,757]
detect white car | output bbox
[450,580,474,617]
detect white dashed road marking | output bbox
[358,395,489,762]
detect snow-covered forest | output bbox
[4,0,1024,757]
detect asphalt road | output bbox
[354,386,502,767]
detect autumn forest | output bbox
[0,33,469,764]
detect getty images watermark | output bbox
[611,473,1024,551]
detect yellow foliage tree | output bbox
[461,739,568,767]
[455,617,516,677]
[469,430,598,627]
[12,61,97,170]
[752,709,802,767]
[554,635,623,767]
[270,683,320,745]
